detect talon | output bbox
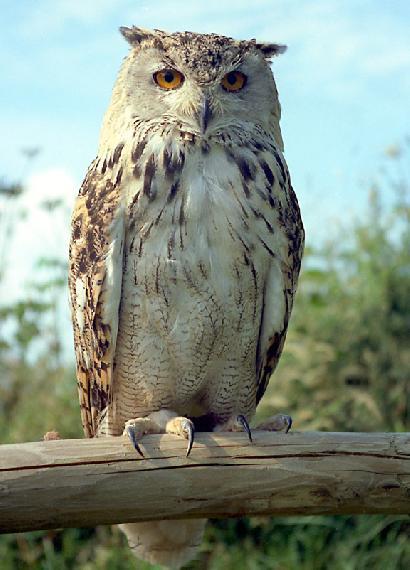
[237,414,253,443]
[182,419,195,457]
[125,425,144,458]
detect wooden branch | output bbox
[0,431,409,533]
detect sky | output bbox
[0,0,409,348]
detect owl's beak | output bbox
[199,96,212,134]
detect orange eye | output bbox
[153,68,184,90]
[221,71,247,92]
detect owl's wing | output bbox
[69,155,125,437]
[255,155,304,405]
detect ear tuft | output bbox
[254,42,287,58]
[119,26,155,46]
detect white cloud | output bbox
[0,168,77,303]
[24,168,77,207]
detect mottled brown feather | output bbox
[69,155,124,437]
[255,152,304,404]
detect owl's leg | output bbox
[254,413,293,433]
[123,410,195,457]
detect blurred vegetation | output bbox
[0,145,409,568]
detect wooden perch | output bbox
[0,431,409,533]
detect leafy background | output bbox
[0,143,408,568]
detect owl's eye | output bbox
[221,71,247,92]
[153,69,184,90]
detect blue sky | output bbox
[1,0,409,310]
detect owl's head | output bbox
[106,27,286,150]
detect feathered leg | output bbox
[119,519,206,569]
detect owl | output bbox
[69,26,304,569]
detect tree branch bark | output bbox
[0,431,409,533]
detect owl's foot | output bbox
[255,413,292,433]
[124,419,147,457]
[214,414,253,442]
[123,410,195,458]
[237,414,253,442]
[165,415,195,457]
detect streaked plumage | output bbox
[69,27,304,569]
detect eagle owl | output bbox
[69,26,304,569]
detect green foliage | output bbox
[261,169,410,434]
[0,527,147,570]
[200,516,410,570]
[0,147,408,568]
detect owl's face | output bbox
[118,27,286,139]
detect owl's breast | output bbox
[126,142,277,276]
[112,140,289,417]
[121,141,282,350]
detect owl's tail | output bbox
[119,518,206,569]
